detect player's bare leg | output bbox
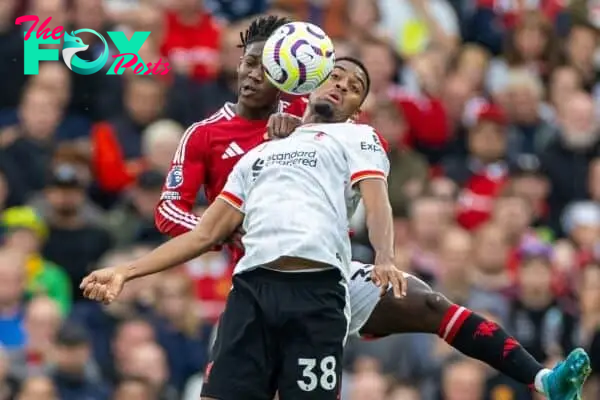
[360,275,591,399]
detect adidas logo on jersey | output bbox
[222,142,245,159]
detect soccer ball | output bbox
[262,22,335,95]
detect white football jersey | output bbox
[217,123,390,281]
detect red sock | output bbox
[438,304,543,386]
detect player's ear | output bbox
[237,56,243,73]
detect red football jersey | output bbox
[155,97,389,261]
[155,99,307,236]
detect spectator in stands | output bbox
[26,63,92,142]
[435,227,474,305]
[470,224,514,301]
[389,383,421,399]
[16,375,58,400]
[562,20,599,93]
[0,248,27,349]
[69,250,156,378]
[49,324,109,400]
[407,196,448,282]
[562,202,600,261]
[372,101,428,216]
[508,156,552,229]
[358,35,399,117]
[142,120,184,175]
[500,70,555,157]
[452,44,491,95]
[446,103,510,230]
[152,272,213,390]
[427,176,460,221]
[113,376,157,400]
[509,252,576,362]
[399,48,451,163]
[160,0,222,83]
[8,296,62,380]
[41,164,112,301]
[92,75,166,194]
[0,85,63,205]
[467,0,566,55]
[541,91,600,235]
[486,12,559,94]
[440,358,486,400]
[122,342,178,400]
[345,0,383,45]
[548,66,584,111]
[106,170,166,247]
[441,73,476,140]
[491,193,538,272]
[106,318,156,386]
[28,0,68,35]
[1,207,71,313]
[68,0,121,119]
[348,370,387,400]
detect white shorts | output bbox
[347,261,383,337]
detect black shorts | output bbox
[201,267,349,400]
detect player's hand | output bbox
[226,226,246,251]
[265,113,302,140]
[80,267,127,304]
[371,263,407,298]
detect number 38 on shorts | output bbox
[297,356,337,392]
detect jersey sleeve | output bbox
[216,161,247,213]
[284,97,309,117]
[154,123,209,236]
[342,125,390,186]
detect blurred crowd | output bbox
[1,0,600,399]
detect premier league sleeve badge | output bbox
[165,165,184,189]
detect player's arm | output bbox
[344,126,406,298]
[359,179,394,266]
[130,200,241,281]
[80,200,243,303]
[81,165,249,304]
[154,123,208,237]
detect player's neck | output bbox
[235,102,279,121]
[302,113,329,124]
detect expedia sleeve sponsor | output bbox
[265,150,318,167]
[359,134,383,153]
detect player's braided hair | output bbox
[238,15,292,50]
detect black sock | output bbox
[438,304,543,386]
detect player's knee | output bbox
[424,291,451,314]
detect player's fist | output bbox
[80,267,127,304]
[265,113,302,140]
[371,262,407,299]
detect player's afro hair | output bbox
[238,15,292,50]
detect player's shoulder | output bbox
[320,122,376,141]
[181,105,235,138]
[171,105,235,162]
